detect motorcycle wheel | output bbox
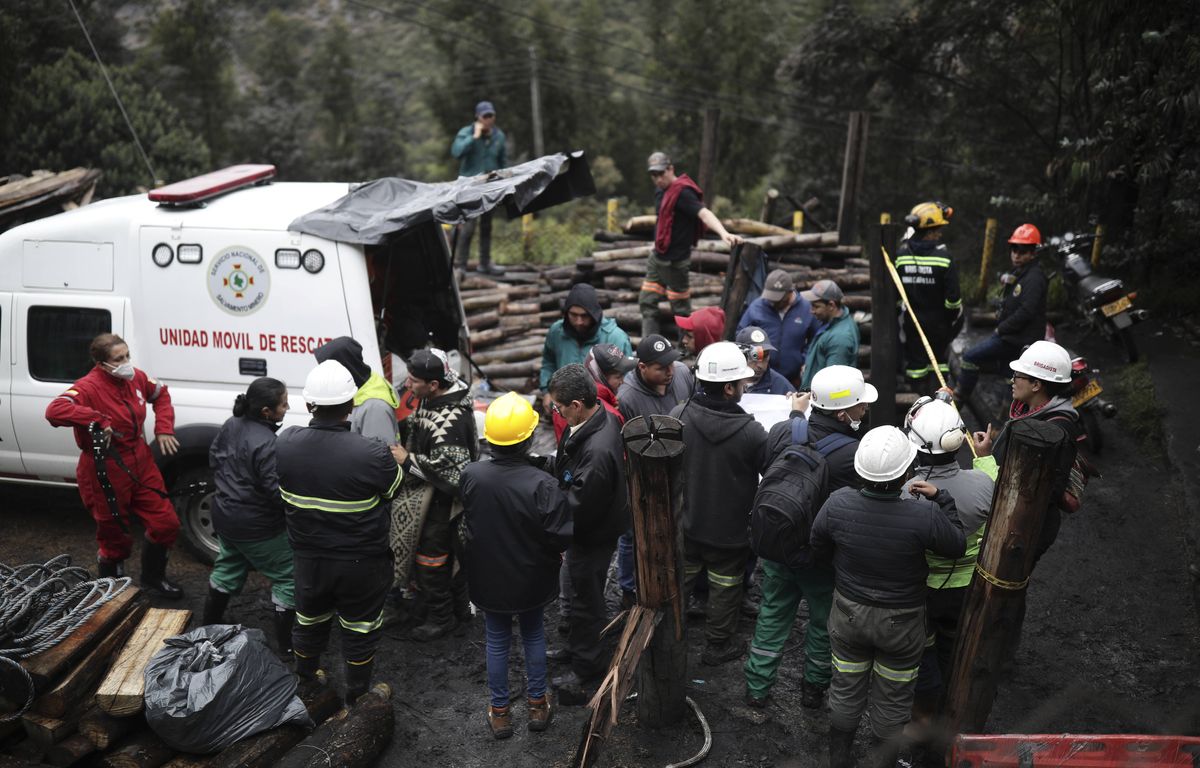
[1119,326,1139,363]
[1081,407,1104,455]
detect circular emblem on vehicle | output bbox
[653,340,667,352]
[750,329,766,343]
[207,246,270,316]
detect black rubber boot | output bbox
[97,559,125,579]
[295,652,320,682]
[273,609,295,656]
[869,734,901,768]
[140,541,184,600]
[201,587,232,625]
[344,658,375,705]
[829,726,856,768]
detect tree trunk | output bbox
[866,223,902,426]
[274,683,393,768]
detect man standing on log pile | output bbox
[800,280,861,390]
[902,397,993,729]
[737,269,816,387]
[539,283,632,413]
[451,99,507,276]
[670,342,771,666]
[641,151,744,337]
[546,365,629,705]
[276,360,408,704]
[897,202,962,393]
[394,349,478,642]
[613,335,693,608]
[810,426,965,768]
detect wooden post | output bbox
[978,218,998,299]
[836,111,870,246]
[698,107,721,203]
[606,198,619,233]
[521,213,534,259]
[1091,223,1105,267]
[792,210,804,233]
[943,419,1072,734]
[866,223,902,426]
[623,415,686,727]
[760,188,779,224]
[721,243,762,340]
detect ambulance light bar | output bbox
[149,164,277,206]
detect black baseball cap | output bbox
[735,326,778,353]
[592,343,637,375]
[636,334,682,366]
[408,348,453,384]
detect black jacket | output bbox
[554,406,629,548]
[208,415,284,542]
[806,410,863,492]
[462,453,573,614]
[670,395,771,550]
[275,417,403,558]
[996,262,1048,347]
[810,487,965,607]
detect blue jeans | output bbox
[483,609,547,707]
[958,334,1020,399]
[617,530,636,594]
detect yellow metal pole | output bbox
[1091,223,1105,267]
[978,218,998,300]
[880,212,892,224]
[606,198,619,233]
[522,213,534,258]
[792,211,804,233]
[882,245,978,458]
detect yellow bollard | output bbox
[978,218,998,299]
[1091,223,1105,267]
[606,198,619,233]
[522,213,534,258]
[880,212,892,224]
[792,211,804,233]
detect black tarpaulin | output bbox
[288,151,594,245]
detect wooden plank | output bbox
[100,729,175,768]
[45,733,97,767]
[21,711,74,749]
[33,600,148,719]
[22,587,141,690]
[79,708,136,751]
[95,609,191,717]
[275,683,393,768]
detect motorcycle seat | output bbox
[1078,273,1121,297]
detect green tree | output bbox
[6,49,210,195]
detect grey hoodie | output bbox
[616,362,694,422]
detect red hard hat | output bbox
[1008,223,1042,246]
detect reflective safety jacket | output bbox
[275,417,404,558]
[895,239,962,319]
[905,460,994,589]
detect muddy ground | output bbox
[2,321,1199,767]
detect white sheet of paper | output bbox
[740,393,796,431]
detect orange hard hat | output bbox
[1008,223,1042,246]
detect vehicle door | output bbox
[0,292,21,475]
[10,294,128,479]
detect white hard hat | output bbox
[303,360,358,405]
[1009,340,1071,384]
[854,425,918,483]
[905,398,966,455]
[810,365,879,410]
[696,341,755,383]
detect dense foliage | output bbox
[1,0,1195,301]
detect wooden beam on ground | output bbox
[943,419,1072,735]
[100,729,175,768]
[79,708,137,751]
[21,587,141,691]
[275,683,394,768]
[45,732,98,767]
[21,710,74,749]
[96,609,191,717]
[33,599,148,718]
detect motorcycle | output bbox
[1048,232,1149,362]
[1067,352,1116,454]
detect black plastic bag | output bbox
[144,624,311,753]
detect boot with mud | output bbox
[828,726,856,768]
[487,704,513,739]
[273,608,295,656]
[411,550,456,641]
[140,541,184,599]
[801,679,829,709]
[96,558,125,579]
[345,657,375,704]
[527,695,553,732]
[201,586,232,625]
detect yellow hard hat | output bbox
[905,201,953,229]
[484,392,538,446]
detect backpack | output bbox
[749,418,856,568]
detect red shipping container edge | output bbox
[952,734,1200,768]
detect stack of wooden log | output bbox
[2,589,394,767]
[461,218,873,393]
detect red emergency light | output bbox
[149,164,277,206]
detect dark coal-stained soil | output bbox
[2,322,1198,766]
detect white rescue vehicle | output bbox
[0,157,594,560]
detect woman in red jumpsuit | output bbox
[45,333,184,598]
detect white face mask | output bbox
[106,361,135,380]
[848,418,863,432]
